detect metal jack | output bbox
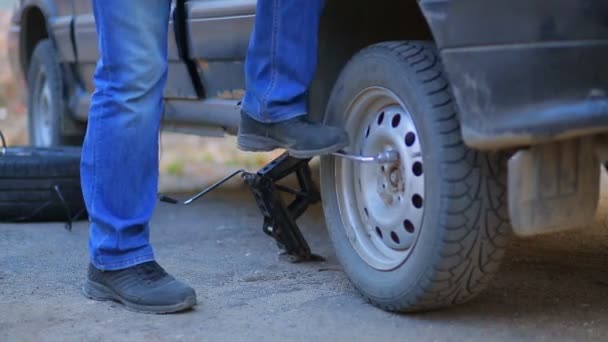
[159,149,398,262]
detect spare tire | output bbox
[0,146,86,222]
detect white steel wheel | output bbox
[320,41,511,312]
[335,87,425,271]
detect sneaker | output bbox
[82,261,197,314]
[237,112,349,158]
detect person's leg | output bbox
[242,0,324,123]
[81,0,195,313]
[238,0,349,158]
[83,0,167,271]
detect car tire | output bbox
[0,146,86,222]
[27,39,82,147]
[320,41,511,312]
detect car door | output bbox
[71,0,198,100]
[184,0,255,101]
[47,0,76,63]
[71,0,95,94]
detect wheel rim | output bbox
[32,71,54,147]
[335,87,425,271]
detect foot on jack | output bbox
[237,111,349,159]
[82,261,197,314]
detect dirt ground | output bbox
[2,185,608,342]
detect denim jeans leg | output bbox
[242,0,325,123]
[81,0,171,271]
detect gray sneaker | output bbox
[82,261,197,314]
[237,112,349,158]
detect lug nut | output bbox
[389,170,400,185]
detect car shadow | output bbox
[405,233,608,334]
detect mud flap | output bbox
[508,138,600,237]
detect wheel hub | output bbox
[335,87,425,271]
[378,164,404,204]
[388,168,401,188]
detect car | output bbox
[7,0,608,312]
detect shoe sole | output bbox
[82,280,197,314]
[237,134,349,159]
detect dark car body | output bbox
[7,0,608,149]
[421,0,608,150]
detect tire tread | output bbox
[0,147,86,222]
[326,41,511,312]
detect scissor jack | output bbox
[159,150,398,262]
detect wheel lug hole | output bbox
[391,114,401,128]
[403,220,415,233]
[390,231,400,244]
[377,112,385,125]
[412,162,423,176]
[412,194,423,208]
[405,132,416,147]
[375,227,383,238]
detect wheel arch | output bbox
[19,2,86,145]
[19,4,53,78]
[309,0,434,122]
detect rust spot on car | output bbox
[216,89,246,100]
[197,59,210,72]
[232,89,245,99]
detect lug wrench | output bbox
[331,150,399,164]
[159,169,245,205]
[159,150,399,205]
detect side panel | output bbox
[71,0,94,91]
[186,0,254,60]
[47,0,74,62]
[419,0,608,149]
[71,0,198,100]
[420,0,608,48]
[185,0,255,100]
[8,6,25,97]
[18,0,74,65]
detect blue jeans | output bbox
[83,0,323,270]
